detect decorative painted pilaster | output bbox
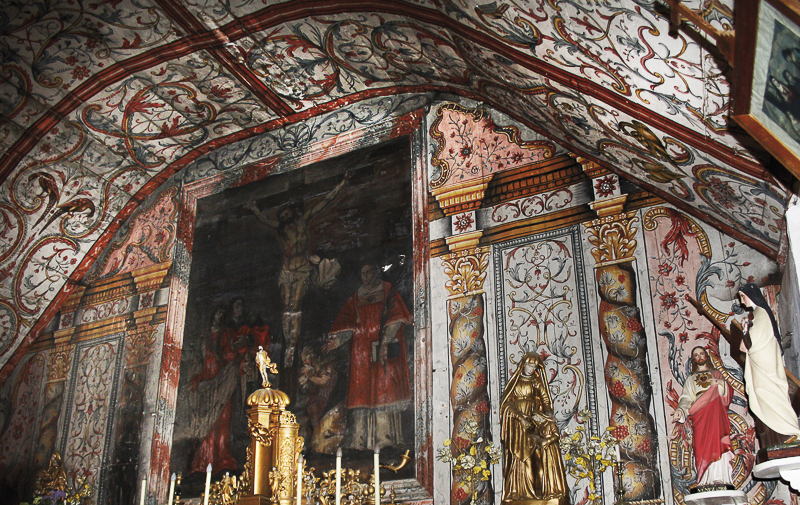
[583,211,661,501]
[34,346,74,469]
[104,324,158,505]
[442,247,491,505]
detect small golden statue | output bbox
[500,353,569,505]
[221,472,239,505]
[34,451,70,497]
[269,467,286,504]
[256,346,278,388]
[208,471,240,505]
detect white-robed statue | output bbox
[738,283,800,444]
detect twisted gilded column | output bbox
[583,211,660,501]
[442,246,491,505]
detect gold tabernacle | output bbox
[238,349,304,505]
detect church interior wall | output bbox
[0,99,797,505]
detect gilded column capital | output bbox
[46,346,74,383]
[582,211,639,267]
[441,246,490,299]
[125,327,157,368]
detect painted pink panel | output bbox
[93,187,179,280]
[429,104,558,189]
[642,207,766,502]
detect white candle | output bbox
[297,455,303,505]
[168,473,176,505]
[335,448,342,505]
[139,478,146,505]
[203,464,212,505]
[374,447,380,505]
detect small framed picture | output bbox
[733,0,800,176]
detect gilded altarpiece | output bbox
[493,226,597,503]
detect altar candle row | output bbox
[143,449,382,505]
[139,471,187,505]
[295,447,381,505]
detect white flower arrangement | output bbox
[436,420,501,505]
[559,409,622,505]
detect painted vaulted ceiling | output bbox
[0,0,792,372]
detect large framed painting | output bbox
[162,131,431,499]
[733,0,800,177]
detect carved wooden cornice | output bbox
[78,263,171,308]
[431,176,493,216]
[445,230,483,253]
[590,194,627,217]
[573,155,611,179]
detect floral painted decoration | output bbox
[594,176,618,199]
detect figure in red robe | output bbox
[673,346,733,486]
[324,264,412,451]
[190,305,269,474]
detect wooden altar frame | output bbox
[147,112,433,503]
